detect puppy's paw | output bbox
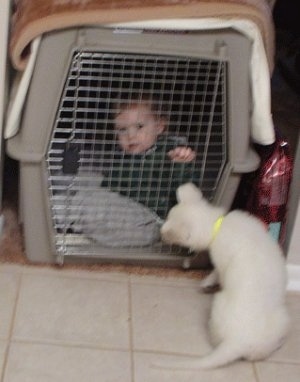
[199,270,220,293]
[200,284,221,294]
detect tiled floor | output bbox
[0,263,299,382]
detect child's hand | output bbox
[168,147,196,162]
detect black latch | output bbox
[62,143,80,174]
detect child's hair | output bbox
[113,93,170,125]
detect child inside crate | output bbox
[102,94,196,215]
[72,94,198,247]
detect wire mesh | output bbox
[46,50,227,258]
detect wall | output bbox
[286,134,300,265]
[0,0,11,214]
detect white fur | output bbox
[154,183,290,369]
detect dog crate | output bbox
[6,26,260,267]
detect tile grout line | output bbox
[8,337,131,353]
[252,362,261,382]
[128,278,135,382]
[18,266,131,284]
[0,272,23,382]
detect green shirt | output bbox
[101,135,198,219]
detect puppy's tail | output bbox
[152,342,243,370]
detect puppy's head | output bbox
[160,183,212,251]
[160,209,192,247]
[176,182,204,204]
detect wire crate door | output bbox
[46,50,228,262]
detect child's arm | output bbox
[167,146,196,162]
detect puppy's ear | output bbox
[176,183,203,203]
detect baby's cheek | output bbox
[119,137,128,149]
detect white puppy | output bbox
[155,183,289,369]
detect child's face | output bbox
[114,103,165,154]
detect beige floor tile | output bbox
[0,272,20,340]
[130,273,203,288]
[131,282,212,355]
[268,294,300,364]
[255,361,300,382]
[0,264,23,274]
[3,342,131,382]
[20,263,130,283]
[12,274,130,349]
[134,352,257,382]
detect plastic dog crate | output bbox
[6,26,260,267]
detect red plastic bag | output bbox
[246,135,293,247]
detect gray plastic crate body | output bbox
[7,27,258,267]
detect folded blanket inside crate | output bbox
[66,189,162,247]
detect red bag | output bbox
[246,135,293,247]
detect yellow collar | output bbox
[211,216,225,242]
